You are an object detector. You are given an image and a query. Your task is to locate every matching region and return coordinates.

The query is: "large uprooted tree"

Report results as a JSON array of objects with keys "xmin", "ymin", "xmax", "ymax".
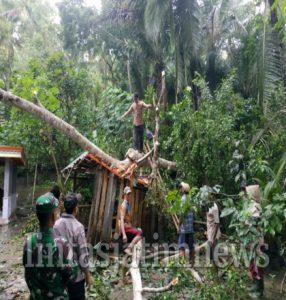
[{"xmin": 0, "ymin": 89, "xmax": 176, "ymax": 173}]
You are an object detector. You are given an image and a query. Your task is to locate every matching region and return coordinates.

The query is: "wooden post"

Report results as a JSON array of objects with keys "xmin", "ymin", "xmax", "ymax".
[
  {"xmin": 115, "ymin": 179, "xmax": 124, "ymax": 234},
  {"xmin": 89, "ymin": 169, "xmax": 103, "ymax": 244},
  {"xmin": 32, "ymin": 162, "xmax": 38, "ymax": 205},
  {"xmin": 73, "ymin": 171, "xmax": 77, "ymax": 192},
  {"xmin": 133, "ymin": 189, "xmax": 140, "ymax": 227},
  {"xmin": 87, "ymin": 168, "xmax": 99, "ymax": 242},
  {"xmin": 101, "ymin": 174, "xmax": 117, "ymax": 241},
  {"xmin": 130, "ymin": 187, "xmax": 135, "ymax": 223},
  {"xmin": 137, "ymin": 192, "xmax": 144, "ymax": 228},
  {"xmin": 150, "ymin": 205, "xmax": 156, "ymax": 240},
  {"xmin": 95, "ymin": 170, "xmax": 109, "ymax": 242}
]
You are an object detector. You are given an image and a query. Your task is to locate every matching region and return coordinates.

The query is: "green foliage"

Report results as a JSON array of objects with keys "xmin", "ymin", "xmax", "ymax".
[
  {"xmin": 221, "ymin": 153, "xmax": 286, "ymax": 241},
  {"xmin": 162, "ymin": 74, "xmax": 260, "ymax": 188},
  {"xmin": 88, "ymin": 261, "xmax": 114, "ymax": 299},
  {"xmin": 273, "ymin": 0, "xmax": 286, "ymax": 43},
  {"xmin": 221, "ymin": 195, "xmax": 263, "ymax": 245},
  {"xmin": 0, "ymin": 52, "xmax": 98, "ymax": 173},
  {"xmin": 165, "ymin": 189, "xmax": 198, "ymax": 216},
  {"xmin": 21, "ymin": 213, "xmax": 38, "ymax": 235},
  {"xmin": 93, "ymin": 87, "xmax": 133, "ymax": 158},
  {"xmin": 150, "ymin": 263, "xmax": 249, "ymax": 300}
]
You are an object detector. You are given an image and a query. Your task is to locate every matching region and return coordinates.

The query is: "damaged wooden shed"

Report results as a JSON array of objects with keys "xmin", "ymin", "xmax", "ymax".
[{"xmin": 61, "ymin": 152, "xmax": 157, "ymax": 244}]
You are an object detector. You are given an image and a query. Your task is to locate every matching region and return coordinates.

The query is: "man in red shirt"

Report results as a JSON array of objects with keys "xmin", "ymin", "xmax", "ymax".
[{"xmin": 121, "ymin": 92, "xmax": 152, "ymax": 152}]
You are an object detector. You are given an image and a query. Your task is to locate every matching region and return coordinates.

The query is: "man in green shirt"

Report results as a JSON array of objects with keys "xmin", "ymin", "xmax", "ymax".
[{"xmin": 23, "ymin": 193, "xmax": 78, "ymax": 299}]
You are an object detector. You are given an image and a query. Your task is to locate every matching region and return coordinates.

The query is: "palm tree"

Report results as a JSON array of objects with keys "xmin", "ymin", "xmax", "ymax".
[{"xmin": 144, "ymin": 0, "xmax": 200, "ymax": 104}]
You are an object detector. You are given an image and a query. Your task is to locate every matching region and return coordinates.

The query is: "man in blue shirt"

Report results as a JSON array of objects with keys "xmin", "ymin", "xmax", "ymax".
[{"xmin": 178, "ymin": 182, "xmax": 195, "ymax": 266}]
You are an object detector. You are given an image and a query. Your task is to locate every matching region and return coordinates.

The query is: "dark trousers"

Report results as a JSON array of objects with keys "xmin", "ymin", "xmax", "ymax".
[
  {"xmin": 68, "ymin": 279, "xmax": 85, "ymax": 300},
  {"xmin": 133, "ymin": 124, "xmax": 144, "ymax": 152}
]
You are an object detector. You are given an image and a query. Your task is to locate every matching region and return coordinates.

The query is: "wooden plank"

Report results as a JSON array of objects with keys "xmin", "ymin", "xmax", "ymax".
[
  {"xmin": 73, "ymin": 171, "xmax": 77, "ymax": 192},
  {"xmin": 115, "ymin": 179, "xmax": 124, "ymax": 233},
  {"xmin": 137, "ymin": 191, "xmax": 144, "ymax": 228},
  {"xmin": 130, "ymin": 186, "xmax": 135, "ymax": 224},
  {"xmin": 101, "ymin": 173, "xmax": 115, "ymax": 241},
  {"xmin": 87, "ymin": 168, "xmax": 99, "ymax": 242},
  {"xmin": 142, "ymin": 202, "xmax": 150, "ymax": 241},
  {"xmin": 95, "ymin": 169, "xmax": 109, "ymax": 242},
  {"xmin": 102, "ymin": 176, "xmax": 117, "ymax": 242},
  {"xmin": 89, "ymin": 169, "xmax": 103, "ymax": 244},
  {"xmin": 133, "ymin": 189, "xmax": 140, "ymax": 227},
  {"xmin": 150, "ymin": 205, "xmax": 156, "ymax": 241}
]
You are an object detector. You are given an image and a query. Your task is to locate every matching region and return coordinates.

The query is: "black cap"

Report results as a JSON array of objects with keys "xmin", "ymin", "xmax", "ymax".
[{"xmin": 64, "ymin": 193, "xmax": 79, "ymax": 212}]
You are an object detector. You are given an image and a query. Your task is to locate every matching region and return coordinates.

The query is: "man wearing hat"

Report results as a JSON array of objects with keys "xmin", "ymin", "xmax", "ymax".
[
  {"xmin": 178, "ymin": 182, "xmax": 195, "ymax": 266},
  {"xmin": 245, "ymin": 185, "xmax": 264, "ymax": 298},
  {"xmin": 120, "ymin": 186, "xmax": 142, "ymax": 255},
  {"xmin": 23, "ymin": 193, "xmax": 78, "ymax": 299},
  {"xmin": 54, "ymin": 193, "xmax": 91, "ymax": 300}
]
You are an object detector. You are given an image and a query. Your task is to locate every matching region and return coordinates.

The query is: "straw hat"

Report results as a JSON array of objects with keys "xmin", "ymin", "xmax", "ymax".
[{"xmin": 246, "ymin": 185, "xmax": 260, "ymax": 203}]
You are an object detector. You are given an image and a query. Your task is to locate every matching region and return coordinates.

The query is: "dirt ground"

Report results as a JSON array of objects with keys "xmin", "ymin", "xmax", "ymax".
[
  {"xmin": 0, "ymin": 220, "xmax": 29, "ymax": 300},
  {"xmin": 1, "ymin": 218, "xmax": 286, "ymax": 300}
]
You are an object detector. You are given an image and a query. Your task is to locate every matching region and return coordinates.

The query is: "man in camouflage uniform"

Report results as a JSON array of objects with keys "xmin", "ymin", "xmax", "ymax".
[{"xmin": 23, "ymin": 193, "xmax": 78, "ymax": 299}]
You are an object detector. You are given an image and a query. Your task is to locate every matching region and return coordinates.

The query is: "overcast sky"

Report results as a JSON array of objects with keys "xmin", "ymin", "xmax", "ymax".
[
  {"xmin": 83, "ymin": 0, "xmax": 101, "ymax": 11},
  {"xmin": 51, "ymin": 0, "xmax": 102, "ymax": 12}
]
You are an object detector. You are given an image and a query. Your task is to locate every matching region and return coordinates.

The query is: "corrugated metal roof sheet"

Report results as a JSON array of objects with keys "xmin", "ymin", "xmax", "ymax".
[
  {"xmin": 61, "ymin": 152, "xmax": 150, "ymax": 187},
  {"xmin": 0, "ymin": 146, "xmax": 25, "ymax": 165}
]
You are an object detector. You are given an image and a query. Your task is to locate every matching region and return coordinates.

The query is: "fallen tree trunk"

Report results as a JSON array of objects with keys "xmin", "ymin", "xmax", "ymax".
[
  {"xmin": 0, "ymin": 89, "xmax": 176, "ymax": 170},
  {"xmin": 130, "ymin": 240, "xmax": 179, "ymax": 300}
]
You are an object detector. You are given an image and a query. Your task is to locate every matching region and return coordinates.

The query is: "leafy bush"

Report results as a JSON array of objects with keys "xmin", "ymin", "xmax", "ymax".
[
  {"xmin": 93, "ymin": 87, "xmax": 133, "ymax": 159},
  {"xmin": 162, "ymin": 74, "xmax": 260, "ymax": 190},
  {"xmin": 21, "ymin": 213, "xmax": 38, "ymax": 235},
  {"xmin": 150, "ymin": 263, "xmax": 249, "ymax": 300}
]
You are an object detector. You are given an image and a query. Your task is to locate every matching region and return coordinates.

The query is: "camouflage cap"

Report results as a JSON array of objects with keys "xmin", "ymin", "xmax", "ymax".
[{"xmin": 36, "ymin": 192, "xmax": 59, "ymax": 214}]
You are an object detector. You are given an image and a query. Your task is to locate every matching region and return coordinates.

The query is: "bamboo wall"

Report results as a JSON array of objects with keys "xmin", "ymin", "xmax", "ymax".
[{"xmin": 86, "ymin": 166, "xmax": 155, "ymax": 245}]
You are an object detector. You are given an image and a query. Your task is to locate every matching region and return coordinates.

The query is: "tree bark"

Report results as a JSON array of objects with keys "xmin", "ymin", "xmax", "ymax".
[
  {"xmin": 0, "ymin": 89, "xmax": 176, "ymax": 170},
  {"xmin": 130, "ymin": 240, "xmax": 179, "ymax": 299},
  {"xmin": 151, "ymin": 71, "xmax": 166, "ymax": 178}
]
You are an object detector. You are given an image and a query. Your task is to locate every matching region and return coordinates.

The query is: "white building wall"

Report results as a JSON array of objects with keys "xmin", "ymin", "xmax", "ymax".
[{"xmin": 1, "ymin": 159, "xmax": 17, "ymax": 224}]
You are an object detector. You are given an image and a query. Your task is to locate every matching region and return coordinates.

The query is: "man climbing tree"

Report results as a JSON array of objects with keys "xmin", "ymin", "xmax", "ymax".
[
  {"xmin": 121, "ymin": 92, "xmax": 152, "ymax": 153},
  {"xmin": 120, "ymin": 186, "xmax": 142, "ymax": 255}
]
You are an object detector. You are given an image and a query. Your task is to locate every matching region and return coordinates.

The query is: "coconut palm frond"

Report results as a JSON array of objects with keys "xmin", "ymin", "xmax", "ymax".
[
  {"xmin": 208, "ymin": 5, "xmax": 221, "ymax": 48},
  {"xmin": 262, "ymin": 29, "xmax": 284, "ymax": 115},
  {"xmin": 174, "ymin": 0, "xmax": 201, "ymax": 92},
  {"xmin": 144, "ymin": 0, "xmax": 170, "ymax": 42},
  {"xmin": 263, "ymin": 153, "xmax": 286, "ymax": 201}
]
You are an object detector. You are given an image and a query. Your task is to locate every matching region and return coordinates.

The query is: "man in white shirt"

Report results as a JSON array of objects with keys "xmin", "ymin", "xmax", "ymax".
[
  {"xmin": 206, "ymin": 201, "xmax": 221, "ymax": 266},
  {"xmin": 54, "ymin": 193, "xmax": 91, "ymax": 300}
]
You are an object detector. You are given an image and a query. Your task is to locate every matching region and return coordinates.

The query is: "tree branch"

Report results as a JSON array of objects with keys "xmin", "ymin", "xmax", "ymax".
[{"xmin": 142, "ymin": 278, "xmax": 178, "ymax": 293}]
